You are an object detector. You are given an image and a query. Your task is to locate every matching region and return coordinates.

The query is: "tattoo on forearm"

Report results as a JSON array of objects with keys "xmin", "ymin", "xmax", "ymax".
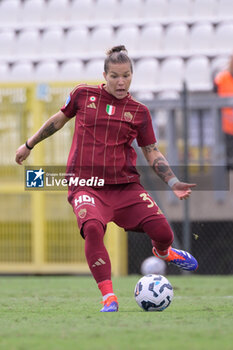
[
  {"xmin": 152, "ymin": 157, "xmax": 174, "ymax": 183},
  {"xmin": 39, "ymin": 122, "xmax": 57, "ymax": 141},
  {"xmin": 144, "ymin": 144, "xmax": 159, "ymax": 153}
]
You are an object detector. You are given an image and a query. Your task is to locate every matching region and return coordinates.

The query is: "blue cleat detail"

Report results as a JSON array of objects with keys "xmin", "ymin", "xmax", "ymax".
[
  {"xmin": 100, "ymin": 295, "xmax": 119, "ymax": 312},
  {"xmin": 153, "ymin": 247, "xmax": 198, "ymax": 271}
]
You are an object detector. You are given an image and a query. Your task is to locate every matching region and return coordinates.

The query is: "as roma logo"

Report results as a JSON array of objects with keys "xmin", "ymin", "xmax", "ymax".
[
  {"xmin": 124, "ymin": 112, "xmax": 133, "ymax": 122},
  {"xmin": 78, "ymin": 208, "xmax": 87, "ymax": 219}
]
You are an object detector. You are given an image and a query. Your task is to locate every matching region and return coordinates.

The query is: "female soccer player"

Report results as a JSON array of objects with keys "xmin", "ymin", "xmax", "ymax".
[{"xmin": 16, "ymin": 46, "xmax": 198, "ymax": 312}]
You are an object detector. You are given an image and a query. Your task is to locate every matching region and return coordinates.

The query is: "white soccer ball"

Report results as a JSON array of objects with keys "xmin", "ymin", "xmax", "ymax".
[
  {"xmin": 140, "ymin": 256, "xmax": 166, "ymax": 276},
  {"xmin": 134, "ymin": 274, "xmax": 173, "ymax": 311}
]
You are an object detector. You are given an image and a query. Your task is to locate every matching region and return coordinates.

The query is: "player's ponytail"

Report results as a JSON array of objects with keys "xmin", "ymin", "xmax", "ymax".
[
  {"xmin": 106, "ymin": 45, "xmax": 128, "ymax": 55},
  {"xmin": 104, "ymin": 45, "xmax": 133, "ymax": 73}
]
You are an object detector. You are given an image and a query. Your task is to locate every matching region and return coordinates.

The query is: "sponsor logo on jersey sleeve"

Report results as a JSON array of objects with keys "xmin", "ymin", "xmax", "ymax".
[{"xmin": 65, "ymin": 95, "xmax": 71, "ymax": 107}]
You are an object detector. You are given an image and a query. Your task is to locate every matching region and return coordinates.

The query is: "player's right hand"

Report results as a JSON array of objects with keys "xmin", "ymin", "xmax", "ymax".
[{"xmin": 15, "ymin": 144, "xmax": 31, "ymax": 165}]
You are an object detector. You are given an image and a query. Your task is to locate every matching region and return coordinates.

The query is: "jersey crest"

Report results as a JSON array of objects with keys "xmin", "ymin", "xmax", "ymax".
[
  {"xmin": 124, "ymin": 111, "xmax": 133, "ymax": 122},
  {"xmin": 106, "ymin": 104, "xmax": 116, "ymax": 116}
]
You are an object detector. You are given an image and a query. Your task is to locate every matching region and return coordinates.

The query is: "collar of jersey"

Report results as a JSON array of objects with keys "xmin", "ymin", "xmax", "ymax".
[{"xmin": 100, "ymin": 84, "xmax": 130, "ymax": 103}]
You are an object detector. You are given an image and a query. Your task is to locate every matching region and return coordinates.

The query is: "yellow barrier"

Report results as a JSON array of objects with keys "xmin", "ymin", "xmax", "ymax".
[{"xmin": 0, "ymin": 82, "xmax": 127, "ymax": 275}]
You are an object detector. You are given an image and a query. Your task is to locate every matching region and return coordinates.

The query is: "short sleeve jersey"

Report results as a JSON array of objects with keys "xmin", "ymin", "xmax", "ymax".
[{"xmin": 61, "ymin": 84, "xmax": 156, "ymax": 184}]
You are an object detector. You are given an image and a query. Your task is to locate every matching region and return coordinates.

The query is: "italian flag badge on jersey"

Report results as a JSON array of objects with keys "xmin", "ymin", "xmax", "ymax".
[{"xmin": 106, "ymin": 104, "xmax": 116, "ymax": 115}]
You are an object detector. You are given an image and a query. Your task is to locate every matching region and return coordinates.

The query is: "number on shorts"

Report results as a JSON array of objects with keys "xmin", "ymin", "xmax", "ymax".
[
  {"xmin": 139, "ymin": 193, "xmax": 163, "ymax": 215},
  {"xmin": 139, "ymin": 193, "xmax": 155, "ymax": 208}
]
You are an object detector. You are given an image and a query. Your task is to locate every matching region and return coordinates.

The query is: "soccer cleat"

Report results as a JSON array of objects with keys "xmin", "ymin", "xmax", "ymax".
[
  {"xmin": 100, "ymin": 295, "xmax": 119, "ymax": 312},
  {"xmin": 152, "ymin": 247, "xmax": 198, "ymax": 271}
]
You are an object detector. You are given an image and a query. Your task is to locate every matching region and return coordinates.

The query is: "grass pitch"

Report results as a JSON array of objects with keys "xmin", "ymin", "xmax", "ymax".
[{"xmin": 0, "ymin": 275, "xmax": 232, "ymax": 350}]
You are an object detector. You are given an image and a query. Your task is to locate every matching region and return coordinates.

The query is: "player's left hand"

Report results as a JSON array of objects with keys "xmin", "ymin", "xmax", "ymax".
[{"xmin": 172, "ymin": 181, "xmax": 196, "ymax": 200}]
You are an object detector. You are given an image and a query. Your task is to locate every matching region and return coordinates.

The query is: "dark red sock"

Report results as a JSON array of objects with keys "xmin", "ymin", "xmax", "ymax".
[
  {"xmin": 142, "ymin": 219, "xmax": 174, "ymax": 252},
  {"xmin": 83, "ymin": 219, "xmax": 111, "ymax": 284}
]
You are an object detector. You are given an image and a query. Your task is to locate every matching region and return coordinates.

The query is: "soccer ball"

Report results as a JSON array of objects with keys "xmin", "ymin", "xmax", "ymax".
[
  {"xmin": 140, "ymin": 256, "xmax": 166, "ymax": 276},
  {"xmin": 134, "ymin": 274, "xmax": 173, "ymax": 311}
]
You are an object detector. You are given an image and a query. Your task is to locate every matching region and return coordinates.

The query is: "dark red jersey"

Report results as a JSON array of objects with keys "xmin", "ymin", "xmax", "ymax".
[{"xmin": 61, "ymin": 84, "xmax": 156, "ymax": 185}]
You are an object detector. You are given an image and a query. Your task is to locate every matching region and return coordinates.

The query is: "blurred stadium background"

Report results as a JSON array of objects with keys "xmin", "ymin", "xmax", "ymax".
[{"xmin": 0, "ymin": 0, "xmax": 233, "ymax": 276}]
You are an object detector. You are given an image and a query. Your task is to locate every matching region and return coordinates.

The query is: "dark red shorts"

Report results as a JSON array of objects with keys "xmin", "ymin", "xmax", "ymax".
[{"xmin": 69, "ymin": 182, "xmax": 166, "ymax": 235}]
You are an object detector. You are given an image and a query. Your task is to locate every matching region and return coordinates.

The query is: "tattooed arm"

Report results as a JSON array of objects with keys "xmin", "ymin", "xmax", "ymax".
[
  {"xmin": 141, "ymin": 143, "xmax": 176, "ymax": 184},
  {"xmin": 27, "ymin": 111, "xmax": 69, "ymax": 148},
  {"xmin": 15, "ymin": 111, "xmax": 70, "ymax": 165},
  {"xmin": 141, "ymin": 143, "xmax": 196, "ymax": 200}
]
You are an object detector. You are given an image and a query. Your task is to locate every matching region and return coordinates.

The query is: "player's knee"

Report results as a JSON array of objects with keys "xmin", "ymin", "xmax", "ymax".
[{"xmin": 83, "ymin": 219, "xmax": 104, "ymax": 241}]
